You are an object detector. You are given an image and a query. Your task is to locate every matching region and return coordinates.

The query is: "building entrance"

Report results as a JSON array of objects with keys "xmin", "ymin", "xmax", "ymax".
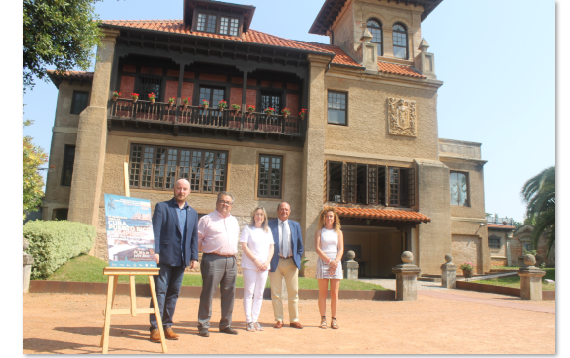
[{"xmin": 342, "ymin": 226, "xmax": 404, "ymax": 278}]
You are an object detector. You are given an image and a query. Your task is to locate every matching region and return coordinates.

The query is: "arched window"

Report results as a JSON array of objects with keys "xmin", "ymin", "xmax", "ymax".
[
  {"xmin": 392, "ymin": 23, "xmax": 408, "ymax": 59},
  {"xmin": 367, "ymin": 19, "xmax": 383, "ymax": 56}
]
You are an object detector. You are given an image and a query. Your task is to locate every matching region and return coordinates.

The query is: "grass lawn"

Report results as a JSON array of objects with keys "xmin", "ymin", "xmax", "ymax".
[
  {"xmin": 471, "ymin": 268, "xmax": 555, "ymax": 291},
  {"xmin": 41, "ymin": 254, "xmax": 387, "ymax": 291}
]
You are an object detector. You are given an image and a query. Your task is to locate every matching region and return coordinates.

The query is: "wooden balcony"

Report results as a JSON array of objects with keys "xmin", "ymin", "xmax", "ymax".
[{"xmin": 107, "ymin": 98, "xmax": 305, "ymax": 142}]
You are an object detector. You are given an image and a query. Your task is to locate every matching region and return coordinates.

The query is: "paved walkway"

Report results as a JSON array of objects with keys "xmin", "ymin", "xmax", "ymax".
[
  {"xmin": 23, "ymin": 292, "xmax": 555, "ymax": 354},
  {"xmin": 358, "ymin": 278, "xmax": 555, "ymax": 314}
]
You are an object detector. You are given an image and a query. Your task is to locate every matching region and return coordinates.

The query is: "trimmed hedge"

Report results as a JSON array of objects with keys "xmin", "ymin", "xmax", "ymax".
[{"xmin": 24, "ymin": 220, "xmax": 96, "ymax": 279}]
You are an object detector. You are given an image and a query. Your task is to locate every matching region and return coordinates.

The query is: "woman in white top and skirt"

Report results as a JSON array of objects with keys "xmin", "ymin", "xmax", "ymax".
[
  {"xmin": 240, "ymin": 207, "xmax": 274, "ymax": 332},
  {"xmin": 315, "ymin": 207, "xmax": 344, "ymax": 329}
]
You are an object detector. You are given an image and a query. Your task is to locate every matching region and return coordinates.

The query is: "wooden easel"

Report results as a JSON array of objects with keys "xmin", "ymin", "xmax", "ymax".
[{"xmin": 99, "ymin": 267, "xmax": 167, "ymax": 354}]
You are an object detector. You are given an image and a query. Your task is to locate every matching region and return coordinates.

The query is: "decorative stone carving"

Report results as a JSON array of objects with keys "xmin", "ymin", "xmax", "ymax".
[{"xmin": 388, "ymin": 97, "xmax": 417, "ymax": 137}]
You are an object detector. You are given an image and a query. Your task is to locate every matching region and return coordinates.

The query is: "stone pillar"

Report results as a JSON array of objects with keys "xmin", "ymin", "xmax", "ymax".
[
  {"xmin": 441, "ymin": 254, "xmax": 457, "ymax": 289},
  {"xmin": 23, "ymin": 238, "xmax": 34, "ymax": 294},
  {"xmin": 67, "ymin": 28, "xmax": 121, "ymax": 226},
  {"xmin": 342, "ymin": 250, "xmax": 359, "ymax": 280},
  {"xmin": 300, "ymin": 54, "xmax": 330, "ymax": 278},
  {"xmin": 392, "ymin": 251, "xmax": 422, "ymax": 301},
  {"xmin": 518, "ymin": 254, "xmax": 546, "ymax": 301}
]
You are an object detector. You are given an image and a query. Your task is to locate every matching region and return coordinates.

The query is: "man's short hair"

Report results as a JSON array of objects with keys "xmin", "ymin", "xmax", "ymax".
[
  {"xmin": 217, "ymin": 191, "xmax": 235, "ymax": 203},
  {"xmin": 277, "ymin": 202, "xmax": 290, "ymax": 211}
]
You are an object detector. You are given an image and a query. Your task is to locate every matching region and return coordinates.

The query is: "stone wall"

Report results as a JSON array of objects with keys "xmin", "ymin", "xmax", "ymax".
[{"xmin": 451, "ymin": 234, "xmax": 482, "ymax": 274}]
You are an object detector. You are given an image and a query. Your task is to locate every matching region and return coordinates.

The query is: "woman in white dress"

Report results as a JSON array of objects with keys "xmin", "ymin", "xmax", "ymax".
[
  {"xmin": 315, "ymin": 207, "xmax": 344, "ymax": 329},
  {"xmin": 241, "ymin": 207, "xmax": 274, "ymax": 332}
]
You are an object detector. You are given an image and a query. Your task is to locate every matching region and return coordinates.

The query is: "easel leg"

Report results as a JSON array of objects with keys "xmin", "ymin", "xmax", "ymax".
[
  {"xmin": 129, "ymin": 276, "xmax": 137, "ymax": 316},
  {"xmin": 100, "ymin": 275, "xmax": 119, "ymax": 347},
  {"xmin": 149, "ymin": 275, "xmax": 168, "ymax": 353},
  {"xmin": 101, "ymin": 275, "xmax": 115, "ymax": 354}
]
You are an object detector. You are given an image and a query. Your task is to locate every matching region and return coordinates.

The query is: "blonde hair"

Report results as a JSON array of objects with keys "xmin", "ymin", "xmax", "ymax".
[
  {"xmin": 249, "ymin": 207, "xmax": 270, "ymax": 233},
  {"xmin": 318, "ymin": 207, "xmax": 341, "ymax": 234}
]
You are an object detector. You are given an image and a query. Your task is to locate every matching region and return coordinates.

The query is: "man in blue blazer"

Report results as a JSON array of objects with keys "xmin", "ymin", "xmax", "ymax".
[
  {"xmin": 149, "ymin": 179, "xmax": 199, "ymax": 342},
  {"xmin": 268, "ymin": 202, "xmax": 304, "ymax": 329}
]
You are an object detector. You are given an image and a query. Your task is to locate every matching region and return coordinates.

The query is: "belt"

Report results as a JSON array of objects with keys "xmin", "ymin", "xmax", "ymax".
[{"xmin": 205, "ymin": 252, "xmax": 236, "ymax": 258}]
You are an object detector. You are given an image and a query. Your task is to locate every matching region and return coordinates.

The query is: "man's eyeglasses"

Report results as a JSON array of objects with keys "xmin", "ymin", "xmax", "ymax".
[{"xmin": 218, "ymin": 200, "xmax": 233, "ymax": 206}]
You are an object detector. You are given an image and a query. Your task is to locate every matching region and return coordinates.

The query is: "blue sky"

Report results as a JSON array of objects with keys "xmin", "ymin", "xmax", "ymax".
[{"xmin": 22, "ymin": 0, "xmax": 555, "ymax": 222}]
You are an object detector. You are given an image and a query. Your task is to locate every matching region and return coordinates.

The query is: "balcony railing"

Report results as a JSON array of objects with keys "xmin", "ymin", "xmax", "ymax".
[
  {"xmin": 487, "ymin": 217, "xmax": 514, "ymax": 226},
  {"xmin": 109, "ymin": 99, "xmax": 304, "ymax": 135}
]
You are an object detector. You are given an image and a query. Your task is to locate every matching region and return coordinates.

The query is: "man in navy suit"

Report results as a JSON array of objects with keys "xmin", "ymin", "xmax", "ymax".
[
  {"xmin": 268, "ymin": 202, "xmax": 304, "ymax": 329},
  {"xmin": 149, "ymin": 179, "xmax": 199, "ymax": 342}
]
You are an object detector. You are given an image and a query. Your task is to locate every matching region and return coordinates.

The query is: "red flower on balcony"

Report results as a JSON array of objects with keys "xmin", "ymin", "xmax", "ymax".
[
  {"xmin": 264, "ymin": 107, "xmax": 275, "ymax": 115},
  {"xmin": 246, "ymin": 105, "xmax": 255, "ymax": 112},
  {"xmin": 148, "ymin": 93, "xmax": 156, "ymax": 101},
  {"xmin": 218, "ymin": 100, "xmax": 228, "ymax": 109},
  {"xmin": 299, "ymin": 108, "xmax": 307, "ymax": 118},
  {"xmin": 130, "ymin": 93, "xmax": 139, "ymax": 100}
]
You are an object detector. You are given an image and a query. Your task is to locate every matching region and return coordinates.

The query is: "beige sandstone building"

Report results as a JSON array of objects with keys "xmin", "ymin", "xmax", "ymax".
[{"xmin": 43, "ymin": 0, "xmax": 493, "ymax": 277}]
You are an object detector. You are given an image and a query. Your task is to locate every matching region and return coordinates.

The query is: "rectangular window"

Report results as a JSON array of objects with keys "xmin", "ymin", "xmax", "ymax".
[
  {"xmin": 206, "ymin": 14, "xmax": 217, "ymax": 33},
  {"xmin": 229, "ymin": 18, "xmax": 239, "ymax": 36},
  {"xmin": 389, "ymin": 168, "xmax": 400, "ymax": 206},
  {"xmin": 325, "ymin": 161, "xmax": 415, "ymax": 208},
  {"xmin": 450, "ymin": 171, "xmax": 470, "ymax": 206},
  {"xmin": 328, "ymin": 91, "xmax": 347, "ymax": 125},
  {"xmin": 136, "ymin": 76, "xmax": 162, "ymax": 102},
  {"xmin": 199, "ymin": 86, "xmax": 225, "ymax": 108},
  {"xmin": 260, "ymin": 90, "xmax": 282, "ymax": 114},
  {"xmin": 489, "ymin": 236, "xmax": 501, "ymax": 249},
  {"xmin": 197, "ymin": 13, "xmax": 207, "ymax": 31},
  {"xmin": 129, "ymin": 144, "xmax": 227, "ymax": 193},
  {"xmin": 258, "ymin": 155, "xmax": 283, "ymax": 199},
  {"xmin": 61, "ymin": 145, "xmax": 75, "ymax": 186},
  {"xmin": 220, "ymin": 17, "xmax": 239, "ymax": 36},
  {"xmin": 70, "ymin": 91, "xmax": 88, "ymax": 114}
]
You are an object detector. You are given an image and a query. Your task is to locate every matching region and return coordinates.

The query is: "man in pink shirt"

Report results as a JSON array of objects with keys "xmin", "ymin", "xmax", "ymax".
[{"xmin": 197, "ymin": 191, "xmax": 240, "ymax": 337}]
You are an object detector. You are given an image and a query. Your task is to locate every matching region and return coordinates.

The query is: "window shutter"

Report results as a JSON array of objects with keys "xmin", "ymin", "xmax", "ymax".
[
  {"xmin": 325, "ymin": 160, "xmax": 330, "ymax": 203},
  {"xmin": 408, "ymin": 167, "xmax": 416, "ymax": 207},
  {"xmin": 347, "ymin": 162, "xmax": 357, "ymax": 203},
  {"xmin": 380, "ymin": 165, "xmax": 388, "ymax": 206},
  {"xmin": 341, "ymin": 162, "xmax": 348, "ymax": 203},
  {"xmin": 367, "ymin": 164, "xmax": 378, "ymax": 205}
]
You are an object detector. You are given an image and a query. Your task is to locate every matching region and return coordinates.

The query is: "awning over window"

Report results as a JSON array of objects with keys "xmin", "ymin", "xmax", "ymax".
[{"xmin": 330, "ymin": 207, "xmax": 430, "ymax": 224}]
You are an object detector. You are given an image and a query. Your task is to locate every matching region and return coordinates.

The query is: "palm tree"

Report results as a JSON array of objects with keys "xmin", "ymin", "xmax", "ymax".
[{"xmin": 520, "ymin": 166, "xmax": 555, "ymax": 257}]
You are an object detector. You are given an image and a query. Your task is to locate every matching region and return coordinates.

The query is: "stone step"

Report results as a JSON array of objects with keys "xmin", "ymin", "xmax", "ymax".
[{"xmin": 418, "ymin": 277, "xmax": 441, "ymax": 282}]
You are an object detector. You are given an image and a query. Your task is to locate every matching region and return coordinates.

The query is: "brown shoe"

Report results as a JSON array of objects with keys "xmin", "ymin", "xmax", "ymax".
[
  {"xmin": 274, "ymin": 321, "xmax": 284, "ymax": 329},
  {"xmin": 289, "ymin": 322, "xmax": 304, "ymax": 329},
  {"xmin": 164, "ymin": 327, "xmax": 179, "ymax": 340},
  {"xmin": 150, "ymin": 329, "xmax": 161, "ymax": 343}
]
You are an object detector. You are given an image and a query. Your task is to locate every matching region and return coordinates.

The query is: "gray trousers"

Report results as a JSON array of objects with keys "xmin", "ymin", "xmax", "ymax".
[{"xmin": 198, "ymin": 253, "xmax": 237, "ymax": 329}]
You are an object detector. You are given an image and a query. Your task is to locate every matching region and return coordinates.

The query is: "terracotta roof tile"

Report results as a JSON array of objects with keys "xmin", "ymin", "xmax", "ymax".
[
  {"xmin": 306, "ymin": 42, "xmax": 361, "ymax": 67},
  {"xmin": 378, "ymin": 61, "xmax": 426, "ymax": 79},
  {"xmin": 329, "ymin": 207, "xmax": 430, "ymax": 223},
  {"xmin": 487, "ymin": 224, "xmax": 516, "ymax": 229},
  {"xmin": 100, "ymin": 21, "xmax": 427, "ymax": 79},
  {"xmin": 101, "ymin": 20, "xmax": 335, "ymax": 53},
  {"xmin": 46, "ymin": 70, "xmax": 94, "ymax": 79}
]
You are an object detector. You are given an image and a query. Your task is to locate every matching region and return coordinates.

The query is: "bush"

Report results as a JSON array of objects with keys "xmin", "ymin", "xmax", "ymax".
[{"xmin": 24, "ymin": 220, "xmax": 96, "ymax": 279}]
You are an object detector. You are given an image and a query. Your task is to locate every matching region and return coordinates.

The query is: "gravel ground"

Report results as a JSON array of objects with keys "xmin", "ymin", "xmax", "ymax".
[{"xmin": 23, "ymin": 290, "xmax": 555, "ymax": 355}]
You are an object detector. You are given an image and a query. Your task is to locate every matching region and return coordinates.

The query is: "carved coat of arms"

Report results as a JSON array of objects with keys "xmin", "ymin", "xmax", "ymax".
[{"xmin": 388, "ymin": 98, "xmax": 417, "ymax": 137}]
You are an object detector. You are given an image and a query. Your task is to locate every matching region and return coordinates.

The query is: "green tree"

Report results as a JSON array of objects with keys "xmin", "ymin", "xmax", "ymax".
[
  {"xmin": 23, "ymin": 120, "xmax": 48, "ymax": 220},
  {"xmin": 520, "ymin": 166, "xmax": 555, "ymax": 256},
  {"xmin": 23, "ymin": 0, "xmax": 102, "ymax": 91}
]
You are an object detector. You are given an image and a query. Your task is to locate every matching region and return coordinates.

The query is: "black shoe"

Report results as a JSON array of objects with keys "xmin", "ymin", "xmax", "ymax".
[
  {"xmin": 198, "ymin": 328, "xmax": 209, "ymax": 337},
  {"xmin": 220, "ymin": 326, "xmax": 238, "ymax": 335}
]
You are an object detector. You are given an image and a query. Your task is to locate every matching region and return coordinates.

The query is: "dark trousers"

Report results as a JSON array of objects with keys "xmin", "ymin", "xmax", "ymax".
[
  {"xmin": 149, "ymin": 264, "xmax": 185, "ymax": 331},
  {"xmin": 197, "ymin": 253, "xmax": 237, "ymax": 329}
]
